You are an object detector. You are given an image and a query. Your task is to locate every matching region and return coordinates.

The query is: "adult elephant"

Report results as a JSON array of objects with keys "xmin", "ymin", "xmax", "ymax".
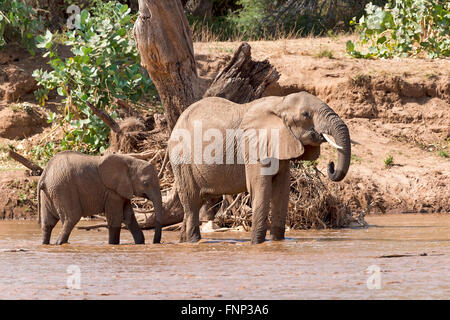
[{"xmin": 168, "ymin": 92, "xmax": 351, "ymax": 244}]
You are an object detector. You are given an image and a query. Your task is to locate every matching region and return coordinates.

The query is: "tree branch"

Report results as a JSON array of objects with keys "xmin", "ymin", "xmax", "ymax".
[
  {"xmin": 86, "ymin": 101, "xmax": 122, "ymax": 134},
  {"xmin": 8, "ymin": 150, "xmax": 43, "ymax": 176}
]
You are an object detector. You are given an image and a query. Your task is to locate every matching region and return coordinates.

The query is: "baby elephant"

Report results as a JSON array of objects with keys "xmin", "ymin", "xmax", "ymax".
[{"xmin": 37, "ymin": 151, "xmax": 163, "ymax": 245}]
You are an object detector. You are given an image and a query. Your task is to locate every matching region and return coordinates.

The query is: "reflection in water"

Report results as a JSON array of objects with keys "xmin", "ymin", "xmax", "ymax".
[{"xmin": 0, "ymin": 214, "xmax": 449, "ymax": 299}]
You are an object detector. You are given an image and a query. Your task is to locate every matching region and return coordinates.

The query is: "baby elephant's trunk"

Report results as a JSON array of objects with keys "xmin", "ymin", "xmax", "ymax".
[
  {"xmin": 124, "ymin": 200, "xmax": 145, "ymax": 244},
  {"xmin": 151, "ymin": 190, "xmax": 163, "ymax": 244}
]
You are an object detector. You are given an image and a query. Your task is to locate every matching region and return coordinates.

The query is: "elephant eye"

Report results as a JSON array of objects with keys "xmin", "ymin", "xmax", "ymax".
[{"xmin": 302, "ymin": 111, "xmax": 311, "ymax": 119}]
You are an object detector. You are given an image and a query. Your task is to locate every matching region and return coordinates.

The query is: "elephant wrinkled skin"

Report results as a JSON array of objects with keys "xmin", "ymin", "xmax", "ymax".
[
  {"xmin": 169, "ymin": 92, "xmax": 351, "ymax": 244},
  {"xmin": 38, "ymin": 151, "xmax": 163, "ymax": 245}
]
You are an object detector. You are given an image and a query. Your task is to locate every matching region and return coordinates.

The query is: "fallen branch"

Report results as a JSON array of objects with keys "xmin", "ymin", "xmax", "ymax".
[
  {"xmin": 86, "ymin": 101, "xmax": 121, "ymax": 134},
  {"xmin": 158, "ymin": 150, "xmax": 169, "ymax": 178},
  {"xmin": 162, "ymin": 222, "xmax": 183, "ymax": 231},
  {"xmin": 223, "ymin": 193, "xmax": 242, "ymax": 214},
  {"xmin": 8, "ymin": 150, "xmax": 43, "ymax": 176},
  {"xmin": 125, "ymin": 150, "xmax": 158, "ymax": 160},
  {"xmin": 77, "ymin": 223, "xmax": 108, "ymax": 230}
]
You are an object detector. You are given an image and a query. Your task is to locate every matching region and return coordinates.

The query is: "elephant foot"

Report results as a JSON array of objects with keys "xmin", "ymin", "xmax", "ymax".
[
  {"xmin": 187, "ymin": 225, "xmax": 201, "ymax": 243},
  {"xmin": 270, "ymin": 226, "xmax": 285, "ymax": 241},
  {"xmin": 153, "ymin": 230, "xmax": 161, "ymax": 244},
  {"xmin": 186, "ymin": 236, "xmax": 201, "ymax": 243},
  {"xmin": 42, "ymin": 234, "xmax": 51, "ymax": 245},
  {"xmin": 179, "ymin": 224, "xmax": 187, "ymax": 242},
  {"xmin": 250, "ymin": 233, "xmax": 267, "ymax": 244},
  {"xmin": 131, "ymin": 230, "xmax": 145, "ymax": 244},
  {"xmin": 55, "ymin": 239, "xmax": 68, "ymax": 245},
  {"xmin": 134, "ymin": 234, "xmax": 145, "ymax": 245},
  {"xmin": 108, "ymin": 226, "xmax": 121, "ymax": 245},
  {"xmin": 55, "ymin": 233, "xmax": 70, "ymax": 245},
  {"xmin": 179, "ymin": 223, "xmax": 201, "ymax": 243}
]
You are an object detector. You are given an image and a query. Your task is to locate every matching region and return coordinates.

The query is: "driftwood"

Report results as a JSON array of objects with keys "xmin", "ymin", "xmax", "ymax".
[
  {"xmin": 8, "ymin": 150, "xmax": 43, "ymax": 176},
  {"xmin": 158, "ymin": 150, "xmax": 169, "ymax": 179},
  {"xmin": 77, "ymin": 224, "xmax": 108, "ymax": 231},
  {"xmin": 204, "ymin": 42, "xmax": 280, "ymax": 103}
]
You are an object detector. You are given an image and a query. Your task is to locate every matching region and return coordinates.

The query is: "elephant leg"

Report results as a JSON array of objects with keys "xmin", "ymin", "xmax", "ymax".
[
  {"xmin": 178, "ymin": 191, "xmax": 202, "ymax": 243},
  {"xmin": 53, "ymin": 190, "xmax": 82, "ymax": 245},
  {"xmin": 270, "ymin": 160, "xmax": 290, "ymax": 241},
  {"xmin": 55, "ymin": 219, "xmax": 78, "ymax": 245},
  {"xmin": 123, "ymin": 200, "xmax": 145, "ymax": 244},
  {"xmin": 40, "ymin": 192, "xmax": 59, "ymax": 245},
  {"xmin": 246, "ymin": 164, "xmax": 272, "ymax": 244},
  {"xmin": 108, "ymin": 226, "xmax": 121, "ymax": 245},
  {"xmin": 42, "ymin": 214, "xmax": 59, "ymax": 245},
  {"xmin": 105, "ymin": 195, "xmax": 125, "ymax": 245}
]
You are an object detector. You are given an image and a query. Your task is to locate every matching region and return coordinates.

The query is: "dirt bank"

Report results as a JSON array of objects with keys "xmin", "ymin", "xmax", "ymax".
[
  {"xmin": 0, "ymin": 36, "xmax": 449, "ymax": 220},
  {"xmin": 0, "ymin": 171, "xmax": 38, "ymax": 220}
]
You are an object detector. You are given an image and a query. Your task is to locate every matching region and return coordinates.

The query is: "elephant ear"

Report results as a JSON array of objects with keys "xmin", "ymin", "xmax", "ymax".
[
  {"xmin": 99, "ymin": 154, "xmax": 134, "ymax": 199},
  {"xmin": 240, "ymin": 107, "xmax": 304, "ymax": 162}
]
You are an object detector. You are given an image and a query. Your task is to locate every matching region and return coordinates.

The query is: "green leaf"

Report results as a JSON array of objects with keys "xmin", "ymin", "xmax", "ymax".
[{"xmin": 346, "ymin": 40, "xmax": 355, "ymax": 53}]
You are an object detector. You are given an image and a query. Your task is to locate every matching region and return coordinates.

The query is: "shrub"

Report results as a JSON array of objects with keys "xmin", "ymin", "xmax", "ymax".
[
  {"xmin": 346, "ymin": 0, "xmax": 450, "ymax": 59},
  {"xmin": 33, "ymin": 1, "xmax": 155, "ymax": 156},
  {"xmin": 197, "ymin": 0, "xmax": 387, "ymax": 40},
  {"xmin": 384, "ymin": 154, "xmax": 394, "ymax": 167},
  {"xmin": 0, "ymin": 0, "xmax": 43, "ymax": 54},
  {"xmin": 228, "ymin": 0, "xmax": 319, "ymax": 39}
]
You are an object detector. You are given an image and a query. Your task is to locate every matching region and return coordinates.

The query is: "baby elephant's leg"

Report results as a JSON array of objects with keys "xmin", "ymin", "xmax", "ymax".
[
  {"xmin": 54, "ymin": 195, "xmax": 83, "ymax": 245},
  {"xmin": 105, "ymin": 197, "xmax": 125, "ymax": 245},
  {"xmin": 40, "ymin": 192, "xmax": 59, "ymax": 245},
  {"xmin": 55, "ymin": 218, "xmax": 79, "ymax": 245}
]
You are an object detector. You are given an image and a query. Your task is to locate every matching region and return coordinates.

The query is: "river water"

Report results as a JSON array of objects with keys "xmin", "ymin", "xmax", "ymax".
[{"xmin": 0, "ymin": 214, "xmax": 449, "ymax": 299}]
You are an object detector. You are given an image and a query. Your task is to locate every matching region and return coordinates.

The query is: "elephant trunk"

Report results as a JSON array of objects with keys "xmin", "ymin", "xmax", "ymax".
[
  {"xmin": 124, "ymin": 200, "xmax": 145, "ymax": 244},
  {"xmin": 150, "ymin": 191, "xmax": 163, "ymax": 244},
  {"xmin": 315, "ymin": 105, "xmax": 351, "ymax": 182}
]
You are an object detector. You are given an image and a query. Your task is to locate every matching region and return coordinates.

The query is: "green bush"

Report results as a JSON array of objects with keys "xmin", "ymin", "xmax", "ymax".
[
  {"xmin": 0, "ymin": 0, "xmax": 43, "ymax": 54},
  {"xmin": 33, "ymin": 1, "xmax": 155, "ymax": 157},
  {"xmin": 228, "ymin": 0, "xmax": 319, "ymax": 39},
  {"xmin": 346, "ymin": 0, "xmax": 450, "ymax": 58},
  {"xmin": 192, "ymin": 0, "xmax": 387, "ymax": 40}
]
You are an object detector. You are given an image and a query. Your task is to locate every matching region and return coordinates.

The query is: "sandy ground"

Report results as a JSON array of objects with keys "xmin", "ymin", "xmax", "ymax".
[{"xmin": 0, "ymin": 36, "xmax": 449, "ymax": 219}]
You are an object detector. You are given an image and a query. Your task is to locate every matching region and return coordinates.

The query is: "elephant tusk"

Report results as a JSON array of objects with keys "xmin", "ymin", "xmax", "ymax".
[
  {"xmin": 322, "ymin": 133, "xmax": 343, "ymax": 150},
  {"xmin": 351, "ymin": 139, "xmax": 361, "ymax": 145}
]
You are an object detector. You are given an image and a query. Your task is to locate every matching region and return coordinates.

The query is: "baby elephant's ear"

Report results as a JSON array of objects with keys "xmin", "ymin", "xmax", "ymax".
[{"xmin": 99, "ymin": 154, "xmax": 134, "ymax": 199}]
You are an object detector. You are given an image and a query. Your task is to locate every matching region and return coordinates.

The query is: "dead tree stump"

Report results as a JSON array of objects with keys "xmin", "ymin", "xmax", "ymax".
[{"xmin": 204, "ymin": 43, "xmax": 280, "ymax": 103}]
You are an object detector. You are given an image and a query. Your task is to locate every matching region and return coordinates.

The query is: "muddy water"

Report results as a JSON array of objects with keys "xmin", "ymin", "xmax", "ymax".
[{"xmin": 0, "ymin": 214, "xmax": 449, "ymax": 299}]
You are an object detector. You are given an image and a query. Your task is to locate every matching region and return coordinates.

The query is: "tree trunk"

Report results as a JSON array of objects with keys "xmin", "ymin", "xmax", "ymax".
[{"xmin": 133, "ymin": 0, "xmax": 202, "ymax": 130}]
